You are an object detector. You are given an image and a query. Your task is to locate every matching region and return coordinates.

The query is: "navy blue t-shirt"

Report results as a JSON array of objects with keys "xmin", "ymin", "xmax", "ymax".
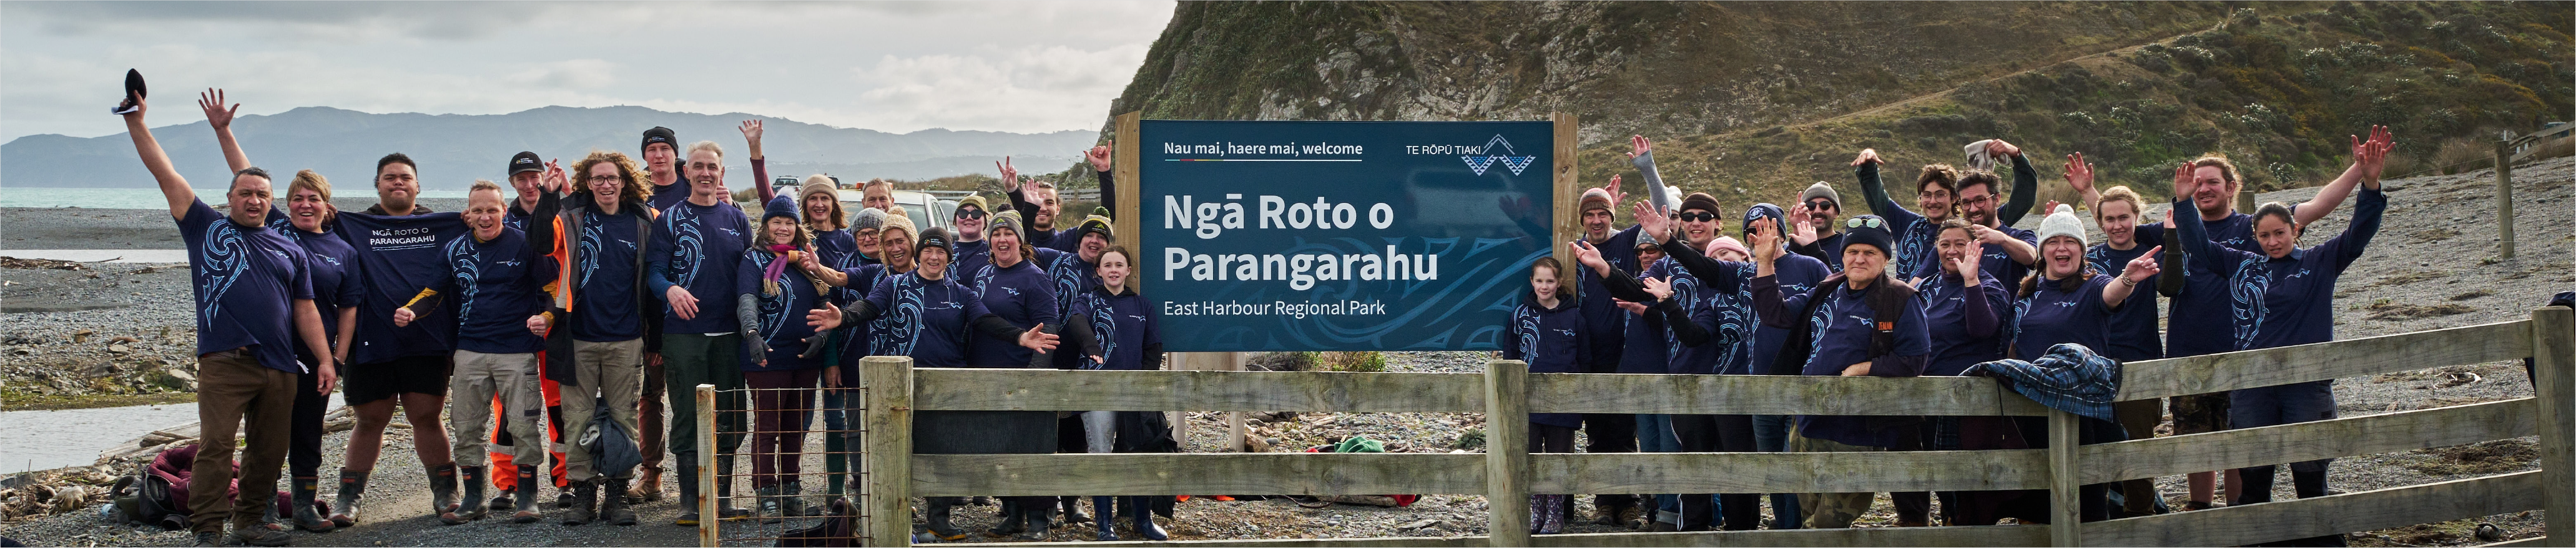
[
  {"xmin": 2166, "ymin": 210, "xmax": 2268, "ymax": 358},
  {"xmin": 183, "ymin": 200, "xmax": 316, "ymax": 374},
  {"xmin": 967, "ymin": 257, "xmax": 1059, "ymax": 368},
  {"xmin": 335, "ymin": 210, "xmax": 470, "ymax": 365},
  {"xmin": 1575, "ymin": 225, "xmax": 1642, "ymax": 371},
  {"xmin": 1753, "ymin": 251, "xmax": 1831, "ymax": 374},
  {"xmin": 2012, "ymin": 273, "xmax": 2116, "ymax": 361},
  {"xmin": 1920, "ymin": 271, "xmax": 2009, "ymax": 376},
  {"xmin": 1503, "ymin": 293, "xmax": 1586, "ymax": 428},
  {"xmin": 267, "ymin": 213, "xmax": 365, "ymax": 370},
  {"xmin": 865, "ymin": 272, "xmax": 993, "ymax": 368},
  {"xmin": 573, "ymin": 208, "xmax": 649, "ymax": 342},
  {"xmin": 1982, "ymin": 225, "xmax": 2038, "ymax": 291},
  {"xmin": 647, "ymin": 181, "xmax": 692, "ymax": 212},
  {"xmin": 2175, "ymin": 188, "xmax": 2384, "ymax": 351},
  {"xmin": 1071, "ymin": 286, "xmax": 1160, "ymax": 371},
  {"xmin": 649, "ymin": 200, "xmax": 752, "ymax": 334},
  {"xmin": 2087, "ymin": 232, "xmax": 2164, "ymax": 362},
  {"xmin": 438, "ymin": 228, "xmax": 550, "ymax": 355},
  {"xmin": 948, "ymin": 238, "xmax": 992, "ymax": 291},
  {"xmin": 738, "ymin": 248, "xmax": 827, "ymax": 372}
]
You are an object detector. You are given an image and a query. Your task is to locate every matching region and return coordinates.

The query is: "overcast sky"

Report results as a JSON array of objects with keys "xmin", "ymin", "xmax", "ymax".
[{"xmin": 0, "ymin": 1, "xmax": 1174, "ymax": 142}]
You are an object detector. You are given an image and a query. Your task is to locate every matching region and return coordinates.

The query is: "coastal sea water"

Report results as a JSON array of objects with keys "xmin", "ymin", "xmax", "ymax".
[{"xmin": 0, "ymin": 186, "xmax": 471, "ymax": 209}]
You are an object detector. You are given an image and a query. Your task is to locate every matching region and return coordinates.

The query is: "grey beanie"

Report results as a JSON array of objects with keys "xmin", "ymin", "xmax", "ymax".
[
  {"xmin": 851, "ymin": 207, "xmax": 887, "ymax": 232},
  {"xmin": 1799, "ymin": 182, "xmax": 1842, "ymax": 209}
]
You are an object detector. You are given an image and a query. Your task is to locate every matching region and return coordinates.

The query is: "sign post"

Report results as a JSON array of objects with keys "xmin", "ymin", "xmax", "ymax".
[{"xmin": 1136, "ymin": 119, "xmax": 1559, "ymax": 352}]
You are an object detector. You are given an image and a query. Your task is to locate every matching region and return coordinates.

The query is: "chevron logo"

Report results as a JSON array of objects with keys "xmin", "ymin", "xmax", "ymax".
[{"xmin": 1462, "ymin": 135, "xmax": 1538, "ymax": 176}]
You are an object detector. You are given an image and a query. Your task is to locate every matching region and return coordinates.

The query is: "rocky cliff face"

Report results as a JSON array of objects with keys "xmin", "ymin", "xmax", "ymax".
[{"xmin": 1083, "ymin": 1, "xmax": 2572, "ymax": 208}]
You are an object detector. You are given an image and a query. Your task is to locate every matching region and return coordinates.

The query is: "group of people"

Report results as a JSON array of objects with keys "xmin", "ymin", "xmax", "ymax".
[
  {"xmin": 1510, "ymin": 130, "xmax": 2391, "ymax": 539},
  {"xmin": 126, "ymin": 86, "xmax": 1171, "ymax": 546}
]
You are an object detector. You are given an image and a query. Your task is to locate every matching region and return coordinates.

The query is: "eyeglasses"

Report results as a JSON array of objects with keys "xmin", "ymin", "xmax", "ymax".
[
  {"xmin": 1845, "ymin": 217, "xmax": 1884, "ymax": 229},
  {"xmin": 1957, "ymin": 195, "xmax": 1995, "ymax": 207},
  {"xmin": 1805, "ymin": 200, "xmax": 1837, "ymax": 210},
  {"xmin": 583, "ymin": 175, "xmax": 624, "ymax": 183},
  {"xmin": 1674, "ymin": 212, "xmax": 1719, "ymax": 222},
  {"xmin": 955, "ymin": 208, "xmax": 985, "ymax": 220}
]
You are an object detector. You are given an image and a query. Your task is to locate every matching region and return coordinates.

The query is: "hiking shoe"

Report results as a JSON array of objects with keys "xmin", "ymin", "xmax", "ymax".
[{"xmin": 230, "ymin": 524, "xmax": 292, "ymax": 547}]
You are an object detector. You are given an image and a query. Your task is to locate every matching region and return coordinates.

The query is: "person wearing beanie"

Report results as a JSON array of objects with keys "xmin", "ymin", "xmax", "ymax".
[
  {"xmin": 948, "ymin": 195, "xmax": 994, "ymax": 290},
  {"xmin": 794, "ymin": 202, "xmax": 895, "ymax": 506},
  {"xmin": 775, "ymin": 174, "xmax": 864, "ymax": 507},
  {"xmin": 2005, "ymin": 204, "xmax": 2160, "ymax": 524},
  {"xmin": 641, "ymin": 126, "xmax": 689, "ymax": 210},
  {"xmin": 731, "ymin": 193, "xmax": 831, "ymax": 521},
  {"xmin": 1850, "ymin": 148, "xmax": 1965, "ymax": 281},
  {"xmin": 1043, "ymin": 207, "xmax": 1116, "ymax": 373},
  {"xmin": 1570, "ymin": 170, "xmax": 1646, "ymax": 527},
  {"xmin": 1731, "ymin": 202, "xmax": 1830, "ymax": 528},
  {"xmin": 959, "ymin": 208, "xmax": 1065, "ymax": 539},
  {"xmin": 1706, "ymin": 236, "xmax": 1749, "ymax": 262},
  {"xmin": 2171, "ymin": 133, "xmax": 2389, "ymax": 526},
  {"xmin": 1787, "ymin": 181, "xmax": 1850, "ymax": 271},
  {"xmin": 804, "ymin": 223, "xmax": 1061, "ymax": 541},
  {"xmin": 1744, "ymin": 213, "xmax": 1929, "ymax": 529}
]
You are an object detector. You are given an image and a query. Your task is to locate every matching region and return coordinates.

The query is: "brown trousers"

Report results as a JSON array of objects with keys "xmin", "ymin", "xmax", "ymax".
[
  {"xmin": 2113, "ymin": 399, "xmax": 2165, "ymax": 515},
  {"xmin": 639, "ymin": 354, "xmax": 666, "ymax": 474},
  {"xmin": 189, "ymin": 347, "xmax": 298, "ymax": 532}
]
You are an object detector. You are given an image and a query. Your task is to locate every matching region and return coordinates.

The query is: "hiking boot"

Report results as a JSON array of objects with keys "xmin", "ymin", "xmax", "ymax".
[
  {"xmin": 327, "ymin": 469, "xmax": 367, "ymax": 528},
  {"xmin": 624, "ymin": 466, "xmax": 664, "ymax": 504},
  {"xmin": 511, "ymin": 465, "xmax": 542, "ymax": 524},
  {"xmin": 289, "ymin": 477, "xmax": 332, "ymax": 532},
  {"xmin": 780, "ymin": 481, "xmax": 807, "ymax": 521},
  {"xmin": 988, "ymin": 498, "xmax": 1026, "ymax": 537},
  {"xmin": 1016, "ymin": 502, "xmax": 1053, "ymax": 541},
  {"xmin": 193, "ymin": 531, "xmax": 222, "ymax": 546},
  {"xmin": 755, "ymin": 486, "xmax": 783, "ymax": 524},
  {"xmin": 428, "ymin": 463, "xmax": 461, "ymax": 516},
  {"xmin": 440, "ymin": 466, "xmax": 489, "ymax": 524},
  {"xmin": 923, "ymin": 497, "xmax": 967, "ymax": 541},
  {"xmin": 601, "ymin": 478, "xmax": 639, "ymax": 526},
  {"xmin": 230, "ymin": 522, "xmax": 292, "ymax": 547},
  {"xmin": 1058, "ymin": 496, "xmax": 1091, "ymax": 525},
  {"xmin": 715, "ymin": 473, "xmax": 751, "ymax": 519},
  {"xmin": 555, "ymin": 489, "xmax": 576, "ymax": 510},
  {"xmin": 562, "ymin": 481, "xmax": 596, "ymax": 526}
]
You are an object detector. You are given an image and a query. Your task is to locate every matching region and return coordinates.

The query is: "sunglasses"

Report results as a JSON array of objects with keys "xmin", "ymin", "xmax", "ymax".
[
  {"xmin": 1674, "ymin": 212, "xmax": 1719, "ymax": 223},
  {"xmin": 955, "ymin": 207, "xmax": 986, "ymax": 220},
  {"xmin": 1805, "ymin": 200, "xmax": 1838, "ymax": 210},
  {"xmin": 1845, "ymin": 217, "xmax": 1885, "ymax": 229}
]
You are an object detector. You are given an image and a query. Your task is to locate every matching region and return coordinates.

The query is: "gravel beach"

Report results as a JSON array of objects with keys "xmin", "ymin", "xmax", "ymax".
[{"xmin": 1, "ymin": 160, "xmax": 2567, "ymax": 546}]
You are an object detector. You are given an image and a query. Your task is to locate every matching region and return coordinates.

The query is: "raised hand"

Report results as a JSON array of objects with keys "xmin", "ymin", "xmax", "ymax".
[
  {"xmin": 1627, "ymin": 135, "xmax": 1652, "ymax": 159},
  {"xmin": 1086, "ymin": 144, "xmax": 1114, "ymax": 172},
  {"xmin": 2357, "ymin": 125, "xmax": 2392, "ymax": 188},
  {"xmin": 1851, "ymin": 148, "xmax": 1882, "ymax": 167},
  {"xmin": 1787, "ymin": 204, "xmax": 1819, "ymax": 245},
  {"xmin": 1631, "ymin": 199, "xmax": 1671, "ymax": 242},
  {"xmin": 543, "ymin": 159, "xmax": 569, "ymax": 192},
  {"xmin": 1641, "ymin": 276, "xmax": 1673, "ymax": 301},
  {"xmin": 739, "ymin": 119, "xmax": 765, "ymax": 159},
  {"xmin": 2043, "ymin": 200, "xmax": 2063, "ymax": 215},
  {"xmin": 2063, "ymin": 152, "xmax": 2095, "ymax": 195},
  {"xmin": 1568, "ymin": 240, "xmax": 1610, "ymax": 276},
  {"xmin": 2170, "ymin": 162, "xmax": 2196, "ymax": 203},
  {"xmin": 1952, "ymin": 247, "xmax": 1981, "ymax": 284},
  {"xmin": 1985, "ymin": 139, "xmax": 2022, "ymax": 157},
  {"xmin": 196, "ymin": 89, "xmax": 238, "ymax": 130},
  {"xmin": 1749, "ymin": 217, "xmax": 1782, "ymax": 262},
  {"xmin": 1604, "ymin": 174, "xmax": 1626, "ymax": 208},
  {"xmin": 997, "ymin": 156, "xmax": 1021, "ymax": 193},
  {"xmin": 2123, "ymin": 245, "xmax": 2163, "ymax": 283}
]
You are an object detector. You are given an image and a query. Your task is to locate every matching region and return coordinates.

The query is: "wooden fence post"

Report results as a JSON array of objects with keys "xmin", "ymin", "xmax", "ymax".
[
  {"xmin": 861, "ymin": 356, "xmax": 917, "ymax": 547},
  {"xmin": 696, "ymin": 384, "xmax": 718, "ymax": 547},
  {"xmin": 2533, "ymin": 307, "xmax": 2572, "ymax": 543},
  {"xmin": 2235, "ymin": 188, "xmax": 2257, "ymax": 218},
  {"xmin": 1550, "ymin": 112, "xmax": 1580, "ymax": 292},
  {"xmin": 2495, "ymin": 139, "xmax": 2516, "ymax": 259},
  {"xmin": 2048, "ymin": 409, "xmax": 2082, "ymax": 547},
  {"xmin": 1485, "ymin": 360, "xmax": 1531, "ymax": 547},
  {"xmin": 1113, "ymin": 111, "xmax": 1141, "ymax": 294}
]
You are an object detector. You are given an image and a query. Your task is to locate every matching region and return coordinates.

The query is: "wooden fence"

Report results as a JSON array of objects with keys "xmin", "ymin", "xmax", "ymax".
[{"xmin": 834, "ymin": 307, "xmax": 2571, "ymax": 547}]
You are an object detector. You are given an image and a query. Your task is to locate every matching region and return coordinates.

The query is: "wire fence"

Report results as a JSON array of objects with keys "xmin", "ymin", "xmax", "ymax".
[{"xmin": 697, "ymin": 384, "xmax": 870, "ymax": 547}]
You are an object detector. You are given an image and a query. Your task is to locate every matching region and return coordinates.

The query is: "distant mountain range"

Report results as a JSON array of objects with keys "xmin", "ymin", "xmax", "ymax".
[{"xmin": 2, "ymin": 105, "xmax": 1098, "ymax": 189}]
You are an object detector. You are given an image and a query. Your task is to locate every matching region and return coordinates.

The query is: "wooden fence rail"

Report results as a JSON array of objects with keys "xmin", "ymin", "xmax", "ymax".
[{"xmin": 837, "ymin": 308, "xmax": 2573, "ymax": 547}]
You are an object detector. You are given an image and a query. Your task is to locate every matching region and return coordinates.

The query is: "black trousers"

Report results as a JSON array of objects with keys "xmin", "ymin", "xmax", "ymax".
[
  {"xmin": 1668, "ymin": 415, "xmax": 1765, "ymax": 531},
  {"xmin": 290, "ymin": 366, "xmax": 328, "ymax": 478},
  {"xmin": 1580, "ymin": 413, "xmax": 1638, "ymax": 512},
  {"xmin": 1890, "ymin": 423, "xmax": 1931, "ymax": 524}
]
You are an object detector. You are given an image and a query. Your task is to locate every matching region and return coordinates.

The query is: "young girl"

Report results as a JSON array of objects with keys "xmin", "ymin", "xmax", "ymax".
[
  {"xmin": 735, "ymin": 195, "xmax": 835, "ymax": 521},
  {"xmin": 1502, "ymin": 257, "xmax": 1588, "ymax": 535},
  {"xmin": 1059, "ymin": 247, "xmax": 1172, "ymax": 541}
]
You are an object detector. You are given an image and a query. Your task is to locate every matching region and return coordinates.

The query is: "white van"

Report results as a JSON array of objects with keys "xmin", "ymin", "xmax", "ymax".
[{"xmin": 765, "ymin": 177, "xmax": 968, "ymax": 233}]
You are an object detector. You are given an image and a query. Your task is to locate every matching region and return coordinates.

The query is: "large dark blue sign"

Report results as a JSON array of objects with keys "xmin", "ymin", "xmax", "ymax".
[{"xmin": 1140, "ymin": 120, "xmax": 1555, "ymax": 352}]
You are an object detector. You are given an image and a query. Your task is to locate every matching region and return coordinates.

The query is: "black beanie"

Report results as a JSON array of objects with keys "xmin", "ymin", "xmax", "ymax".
[
  {"xmin": 915, "ymin": 227, "xmax": 954, "ymax": 257},
  {"xmin": 641, "ymin": 127, "xmax": 677, "ymax": 152},
  {"xmin": 1744, "ymin": 203, "xmax": 1786, "ymax": 235},
  {"xmin": 1840, "ymin": 215, "xmax": 1895, "ymax": 257}
]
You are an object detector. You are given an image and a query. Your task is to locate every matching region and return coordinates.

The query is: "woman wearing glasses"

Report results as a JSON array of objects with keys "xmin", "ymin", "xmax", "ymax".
[{"xmin": 1748, "ymin": 214, "xmax": 1932, "ymax": 529}]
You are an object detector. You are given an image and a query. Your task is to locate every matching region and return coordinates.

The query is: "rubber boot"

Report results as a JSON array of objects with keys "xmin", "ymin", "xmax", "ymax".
[
  {"xmin": 428, "ymin": 462, "xmax": 461, "ymax": 516},
  {"xmin": 924, "ymin": 497, "xmax": 967, "ymax": 541},
  {"xmin": 290, "ymin": 476, "xmax": 333, "ymax": 532},
  {"xmin": 328, "ymin": 469, "xmax": 368, "ymax": 528},
  {"xmin": 511, "ymin": 465, "xmax": 542, "ymax": 523},
  {"xmin": 441, "ymin": 466, "xmax": 489, "ymax": 524},
  {"xmin": 715, "ymin": 459, "xmax": 751, "ymax": 519},
  {"xmin": 1018, "ymin": 500, "xmax": 1054, "ymax": 541},
  {"xmin": 562, "ymin": 480, "xmax": 597, "ymax": 526},
  {"xmin": 782, "ymin": 480, "xmax": 807, "ymax": 519},
  {"xmin": 756, "ymin": 486, "xmax": 782, "ymax": 524},
  {"xmin": 674, "ymin": 471, "xmax": 702, "ymax": 526},
  {"xmin": 1127, "ymin": 496, "xmax": 1167, "ymax": 541},
  {"xmin": 490, "ymin": 465, "xmax": 514, "ymax": 511},
  {"xmin": 989, "ymin": 498, "xmax": 1026, "ymax": 537},
  {"xmin": 602, "ymin": 478, "xmax": 638, "ymax": 526},
  {"xmin": 626, "ymin": 465, "xmax": 664, "ymax": 503},
  {"xmin": 1091, "ymin": 496, "xmax": 1117, "ymax": 541},
  {"xmin": 1059, "ymin": 496, "xmax": 1091, "ymax": 525}
]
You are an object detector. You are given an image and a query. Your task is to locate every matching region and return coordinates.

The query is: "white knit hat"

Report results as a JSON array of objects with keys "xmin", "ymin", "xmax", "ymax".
[{"xmin": 2035, "ymin": 203, "xmax": 2087, "ymax": 248}]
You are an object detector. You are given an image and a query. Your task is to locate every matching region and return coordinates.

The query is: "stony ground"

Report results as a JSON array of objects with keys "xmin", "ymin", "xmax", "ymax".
[{"xmin": 1, "ymin": 160, "xmax": 2567, "ymax": 545}]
